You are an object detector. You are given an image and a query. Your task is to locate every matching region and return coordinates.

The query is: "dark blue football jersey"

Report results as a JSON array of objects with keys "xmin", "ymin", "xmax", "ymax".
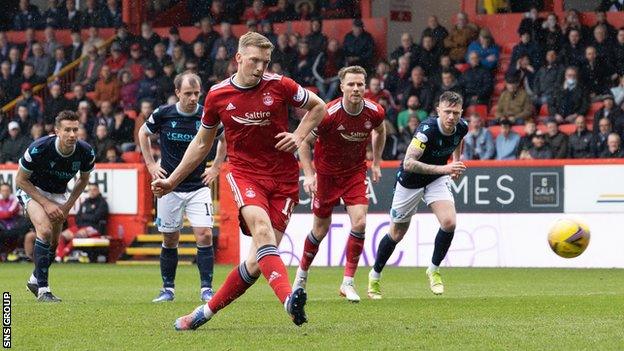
[
  {"xmin": 144, "ymin": 103, "xmax": 223, "ymax": 192},
  {"xmin": 19, "ymin": 135, "xmax": 95, "ymax": 194},
  {"xmin": 397, "ymin": 117, "xmax": 468, "ymax": 189}
]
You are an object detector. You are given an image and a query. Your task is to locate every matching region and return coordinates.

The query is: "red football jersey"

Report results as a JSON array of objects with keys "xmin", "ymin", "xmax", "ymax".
[
  {"xmin": 312, "ymin": 98, "xmax": 385, "ymax": 176},
  {"xmin": 201, "ymin": 73, "xmax": 310, "ymax": 181}
]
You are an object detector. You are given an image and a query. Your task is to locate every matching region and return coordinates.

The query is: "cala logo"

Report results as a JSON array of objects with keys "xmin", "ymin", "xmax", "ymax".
[{"xmin": 262, "ymin": 92, "xmax": 274, "ymax": 106}]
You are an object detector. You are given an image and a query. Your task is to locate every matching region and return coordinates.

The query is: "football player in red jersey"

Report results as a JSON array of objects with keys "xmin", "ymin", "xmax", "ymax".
[
  {"xmin": 292, "ymin": 66, "xmax": 386, "ymax": 302},
  {"xmin": 152, "ymin": 32, "xmax": 326, "ymax": 330}
]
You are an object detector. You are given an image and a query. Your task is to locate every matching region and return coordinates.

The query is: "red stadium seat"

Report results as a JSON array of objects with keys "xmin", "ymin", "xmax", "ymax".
[
  {"xmin": 124, "ymin": 109, "xmax": 137, "ymax": 120},
  {"xmin": 539, "ymin": 104, "xmax": 549, "ymax": 117},
  {"xmin": 64, "ymin": 92, "xmax": 75, "ymax": 99},
  {"xmin": 495, "ymin": 81, "xmax": 506, "ymax": 95},
  {"xmin": 465, "ymin": 104, "xmax": 488, "ymax": 118},
  {"xmin": 489, "ymin": 104, "xmax": 498, "ymax": 118},
  {"xmin": 559, "ymin": 124, "xmax": 576, "ymax": 135},
  {"xmin": 86, "ymin": 91, "xmax": 97, "ymax": 101},
  {"xmin": 121, "ymin": 151, "xmax": 142, "ymax": 163},
  {"xmin": 455, "ymin": 63, "xmax": 470, "ymax": 73}
]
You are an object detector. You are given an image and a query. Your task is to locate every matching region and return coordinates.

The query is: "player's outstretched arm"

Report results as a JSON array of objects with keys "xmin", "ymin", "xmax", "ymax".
[
  {"xmin": 63, "ymin": 172, "xmax": 91, "ymax": 218},
  {"xmin": 153, "ymin": 126, "xmax": 218, "ymax": 197},
  {"xmin": 370, "ymin": 122, "xmax": 386, "ymax": 183},
  {"xmin": 138, "ymin": 124, "xmax": 167, "ymax": 180},
  {"xmin": 202, "ymin": 136, "xmax": 227, "ymax": 186},
  {"xmin": 15, "ymin": 167, "xmax": 64, "ymax": 222},
  {"xmin": 298, "ymin": 133, "xmax": 317, "ymax": 195},
  {"xmin": 275, "ymin": 91, "xmax": 326, "ymax": 152},
  {"xmin": 403, "ymin": 141, "xmax": 466, "ymax": 175}
]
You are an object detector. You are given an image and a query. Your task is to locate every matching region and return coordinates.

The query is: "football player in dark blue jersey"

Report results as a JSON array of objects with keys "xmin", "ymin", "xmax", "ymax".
[
  {"xmin": 368, "ymin": 91, "xmax": 468, "ymax": 298},
  {"xmin": 16, "ymin": 111, "xmax": 95, "ymax": 302},
  {"xmin": 139, "ymin": 71, "xmax": 224, "ymax": 303}
]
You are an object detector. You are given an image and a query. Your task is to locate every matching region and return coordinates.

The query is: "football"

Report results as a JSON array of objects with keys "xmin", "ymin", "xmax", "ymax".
[{"xmin": 547, "ymin": 218, "xmax": 591, "ymax": 258}]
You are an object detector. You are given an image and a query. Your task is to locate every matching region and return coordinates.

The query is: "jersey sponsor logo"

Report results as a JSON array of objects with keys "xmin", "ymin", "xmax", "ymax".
[
  {"xmin": 244, "ymin": 187, "xmax": 256, "ymax": 198},
  {"xmin": 262, "ymin": 92, "xmax": 274, "ymax": 106},
  {"xmin": 410, "ymin": 138, "xmax": 426, "ymax": 150},
  {"xmin": 294, "ymin": 85, "xmax": 306, "ymax": 102},
  {"xmin": 337, "ymin": 125, "xmax": 346, "ymax": 131},
  {"xmin": 340, "ymin": 132, "xmax": 369, "ymax": 142},
  {"xmin": 171, "ymin": 121, "xmax": 177, "ymax": 128},
  {"xmin": 231, "ymin": 112, "xmax": 272, "ymax": 126},
  {"xmin": 165, "ymin": 132, "xmax": 195, "ymax": 142},
  {"xmin": 226, "ymin": 102, "xmax": 236, "ymax": 111},
  {"xmin": 416, "ymin": 132, "xmax": 428, "ymax": 143},
  {"xmin": 364, "ymin": 120, "xmax": 372, "ymax": 129}
]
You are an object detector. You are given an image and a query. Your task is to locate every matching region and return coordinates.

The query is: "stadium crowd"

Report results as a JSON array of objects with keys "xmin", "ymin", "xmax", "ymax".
[{"xmin": 1, "ymin": 3, "xmax": 624, "ymax": 167}]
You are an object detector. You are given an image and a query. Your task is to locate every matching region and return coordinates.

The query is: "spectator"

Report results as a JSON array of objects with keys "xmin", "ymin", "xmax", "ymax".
[
  {"xmin": 104, "ymin": 145, "xmax": 123, "ymax": 162},
  {"xmin": 0, "ymin": 60, "xmax": 18, "ymax": 100},
  {"xmin": 125, "ymin": 43, "xmax": 148, "ymax": 82},
  {"xmin": 110, "ymin": 110, "xmax": 135, "ymax": 149},
  {"xmin": 517, "ymin": 7, "xmax": 543, "ymax": 41},
  {"xmin": 295, "ymin": 0, "xmax": 315, "ymax": 21},
  {"xmin": 495, "ymin": 73, "xmax": 533, "ymax": 124},
  {"xmin": 533, "ymin": 49, "xmax": 564, "ymax": 109},
  {"xmin": 137, "ymin": 63, "xmax": 163, "ymax": 105},
  {"xmin": 466, "ymin": 28, "xmax": 499, "ymax": 71},
  {"xmin": 434, "ymin": 69, "xmax": 464, "ymax": 103},
  {"xmin": 0, "ymin": 121, "xmax": 30, "ymax": 163},
  {"xmin": 550, "ymin": 66, "xmax": 589, "ymax": 124},
  {"xmin": 8, "ymin": 47, "xmax": 23, "ymax": 77},
  {"xmin": 579, "ymin": 46, "xmax": 616, "ymax": 98},
  {"xmin": 267, "ymin": 0, "xmax": 293, "ymax": 23},
  {"xmin": 242, "ymin": 0, "xmax": 269, "ymax": 22},
  {"xmin": 396, "ymin": 115, "xmax": 420, "ymax": 159},
  {"xmin": 209, "ymin": 46, "xmax": 230, "ymax": 84},
  {"xmin": 614, "ymin": 29, "xmax": 624, "ymax": 78},
  {"xmin": 611, "ymin": 75, "xmax": 624, "ymax": 107},
  {"xmin": 16, "ymin": 83, "xmax": 42, "ymax": 122},
  {"xmin": 444, "ymin": 12, "xmax": 478, "ymax": 63},
  {"xmin": 171, "ymin": 45, "xmax": 187, "ymax": 74},
  {"xmin": 402, "ymin": 66, "xmax": 434, "ymax": 113},
  {"xmin": 541, "ymin": 13, "xmax": 563, "ymax": 53},
  {"xmin": 43, "ymin": 83, "xmax": 69, "ymax": 124},
  {"xmin": 545, "ymin": 118, "xmax": 568, "ymax": 158},
  {"xmin": 62, "ymin": 0, "xmax": 82, "ymax": 30},
  {"xmin": 343, "ymin": 18, "xmax": 374, "ymax": 72},
  {"xmin": 272, "ymin": 33, "xmax": 297, "ymax": 75},
  {"xmin": 49, "ymin": 46, "xmax": 68, "ymax": 77},
  {"xmin": 66, "ymin": 29, "xmax": 83, "ymax": 62},
  {"xmin": 42, "ymin": 26, "xmax": 62, "ymax": 57},
  {"xmin": 93, "ymin": 65, "xmax": 120, "ymax": 107},
  {"xmin": 591, "ymin": 24, "xmax": 614, "ymax": 62},
  {"xmin": 422, "ymin": 15, "xmax": 448, "ymax": 50},
  {"xmin": 568, "ymin": 116, "xmax": 593, "ymax": 158},
  {"xmin": 80, "ymin": 0, "xmax": 106, "ymax": 28},
  {"xmin": 13, "ymin": 0, "xmax": 42, "ymax": 31},
  {"xmin": 93, "ymin": 124, "xmax": 115, "ymax": 162},
  {"xmin": 0, "ymin": 33, "xmax": 11, "ymax": 62},
  {"xmin": 598, "ymin": 0, "xmax": 624, "ymax": 11},
  {"xmin": 13, "ymin": 105, "xmax": 35, "ymax": 137},
  {"xmin": 25, "ymin": 43, "xmax": 50, "ymax": 80},
  {"xmin": 30, "ymin": 122, "xmax": 44, "ymax": 140},
  {"xmin": 42, "ymin": 0, "xmax": 64, "ymax": 29},
  {"xmin": 292, "ymin": 41, "xmax": 315, "ymax": 86},
  {"xmin": 373, "ymin": 60, "xmax": 391, "ymax": 89},
  {"xmin": 594, "ymin": 94, "xmax": 624, "ymax": 133},
  {"xmin": 68, "ymin": 83, "xmax": 94, "ymax": 111},
  {"xmin": 162, "ymin": 27, "xmax": 187, "ymax": 60},
  {"xmin": 94, "ymin": 100, "xmax": 115, "ymax": 132},
  {"xmin": 210, "ymin": 22, "xmax": 238, "ymax": 59},
  {"xmin": 495, "ymin": 119, "xmax": 521, "ymax": 159},
  {"xmin": 522, "ymin": 131, "xmax": 553, "ymax": 159},
  {"xmin": 460, "ymin": 51, "xmax": 493, "ymax": 106},
  {"xmin": 194, "ymin": 17, "xmax": 220, "ymax": 55},
  {"xmin": 390, "ymin": 33, "xmax": 419, "ymax": 68},
  {"xmin": 463, "ymin": 114, "xmax": 495, "ymax": 160},
  {"xmin": 76, "ymin": 44, "xmax": 104, "ymax": 91},
  {"xmin": 112, "ymin": 23, "xmax": 136, "ymax": 54},
  {"xmin": 116, "ymin": 70, "xmax": 136, "ymax": 112},
  {"xmin": 416, "ymin": 35, "xmax": 441, "ymax": 77},
  {"xmin": 600, "ymin": 133, "xmax": 624, "ymax": 157},
  {"xmin": 150, "ymin": 43, "xmax": 171, "ymax": 75},
  {"xmin": 19, "ymin": 28, "xmax": 37, "ymax": 61},
  {"xmin": 432, "ymin": 53, "xmax": 462, "ymax": 85},
  {"xmin": 190, "ymin": 41, "xmax": 212, "ymax": 85},
  {"xmin": 103, "ymin": 0, "xmax": 122, "ymax": 28},
  {"xmin": 104, "ymin": 42, "xmax": 127, "ymax": 76},
  {"xmin": 0, "ymin": 183, "xmax": 34, "ymax": 261},
  {"xmin": 138, "ymin": 22, "xmax": 161, "ymax": 55},
  {"xmin": 133, "ymin": 99, "xmax": 153, "ymax": 146},
  {"xmin": 17, "ymin": 62, "xmax": 45, "ymax": 87},
  {"xmin": 562, "ymin": 9, "xmax": 590, "ymax": 42},
  {"xmin": 159, "ymin": 61, "xmax": 175, "ymax": 98},
  {"xmin": 591, "ymin": 117, "xmax": 612, "ymax": 156},
  {"xmin": 386, "ymin": 57, "xmax": 412, "ymax": 100},
  {"xmin": 312, "ymin": 39, "xmax": 342, "ymax": 101},
  {"xmin": 306, "ymin": 18, "xmax": 328, "ymax": 56},
  {"xmin": 82, "ymin": 27, "xmax": 105, "ymax": 56},
  {"xmin": 55, "ymin": 182, "xmax": 109, "ymax": 261},
  {"xmin": 511, "ymin": 54, "xmax": 536, "ymax": 96},
  {"xmin": 510, "ymin": 30, "xmax": 542, "ymax": 68},
  {"xmin": 397, "ymin": 95, "xmax": 427, "ymax": 131},
  {"xmin": 364, "ymin": 76, "xmax": 395, "ymax": 108},
  {"xmin": 560, "ymin": 29, "xmax": 585, "ymax": 67},
  {"xmin": 520, "ymin": 119, "xmax": 537, "ymax": 152}
]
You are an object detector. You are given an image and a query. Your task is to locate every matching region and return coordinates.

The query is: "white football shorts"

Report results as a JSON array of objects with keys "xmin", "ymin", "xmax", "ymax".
[
  {"xmin": 156, "ymin": 187, "xmax": 214, "ymax": 232},
  {"xmin": 16, "ymin": 187, "xmax": 68, "ymax": 215},
  {"xmin": 389, "ymin": 175, "xmax": 454, "ymax": 223}
]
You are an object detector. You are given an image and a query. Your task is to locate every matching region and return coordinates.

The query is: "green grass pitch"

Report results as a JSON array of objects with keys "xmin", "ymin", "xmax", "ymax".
[{"xmin": 1, "ymin": 264, "xmax": 623, "ymax": 350}]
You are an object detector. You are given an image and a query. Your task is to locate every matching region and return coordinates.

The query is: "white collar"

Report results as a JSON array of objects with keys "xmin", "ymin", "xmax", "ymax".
[{"xmin": 55, "ymin": 136, "xmax": 76, "ymax": 158}]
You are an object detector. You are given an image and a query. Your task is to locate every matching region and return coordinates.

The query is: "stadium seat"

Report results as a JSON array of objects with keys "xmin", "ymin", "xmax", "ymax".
[
  {"xmin": 124, "ymin": 109, "xmax": 137, "ymax": 120},
  {"xmin": 559, "ymin": 124, "xmax": 576, "ymax": 135},
  {"xmin": 455, "ymin": 63, "xmax": 470, "ymax": 73},
  {"xmin": 86, "ymin": 91, "xmax": 97, "ymax": 101},
  {"xmin": 121, "ymin": 151, "xmax": 142, "ymax": 163},
  {"xmin": 495, "ymin": 81, "xmax": 506, "ymax": 95},
  {"xmin": 64, "ymin": 92, "xmax": 75, "ymax": 99},
  {"xmin": 466, "ymin": 104, "xmax": 488, "ymax": 118},
  {"xmin": 539, "ymin": 104, "xmax": 549, "ymax": 117},
  {"xmin": 502, "ymin": 42, "xmax": 515, "ymax": 55}
]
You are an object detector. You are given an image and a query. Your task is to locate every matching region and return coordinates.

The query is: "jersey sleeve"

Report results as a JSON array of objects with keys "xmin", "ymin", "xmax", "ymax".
[
  {"xmin": 201, "ymin": 92, "xmax": 221, "ymax": 129},
  {"xmin": 410, "ymin": 122, "xmax": 434, "ymax": 152},
  {"xmin": 19, "ymin": 142, "xmax": 41, "ymax": 174},
  {"xmin": 144, "ymin": 107, "xmax": 162, "ymax": 134},
  {"xmin": 374, "ymin": 105, "xmax": 386, "ymax": 128},
  {"xmin": 280, "ymin": 76, "xmax": 310, "ymax": 108},
  {"xmin": 81, "ymin": 145, "xmax": 96, "ymax": 173}
]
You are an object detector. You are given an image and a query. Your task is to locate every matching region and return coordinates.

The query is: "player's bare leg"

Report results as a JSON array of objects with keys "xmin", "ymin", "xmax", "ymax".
[
  {"xmin": 339, "ymin": 204, "xmax": 368, "ymax": 302},
  {"xmin": 193, "ymin": 227, "xmax": 215, "ymax": 301},
  {"xmin": 153, "ymin": 231, "xmax": 180, "ymax": 302},
  {"xmin": 426, "ymin": 200, "xmax": 456, "ymax": 295},
  {"xmin": 368, "ymin": 220, "xmax": 410, "ymax": 299},
  {"xmin": 26, "ymin": 201, "xmax": 62, "ymax": 302},
  {"xmin": 293, "ymin": 215, "xmax": 331, "ymax": 291}
]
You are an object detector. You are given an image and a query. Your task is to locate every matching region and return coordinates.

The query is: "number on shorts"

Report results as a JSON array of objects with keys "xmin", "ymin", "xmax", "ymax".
[
  {"xmin": 281, "ymin": 197, "xmax": 295, "ymax": 216},
  {"xmin": 204, "ymin": 203, "xmax": 212, "ymax": 216}
]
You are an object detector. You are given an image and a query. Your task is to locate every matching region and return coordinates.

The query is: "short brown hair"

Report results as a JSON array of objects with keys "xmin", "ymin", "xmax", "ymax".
[
  {"xmin": 438, "ymin": 91, "xmax": 463, "ymax": 107},
  {"xmin": 338, "ymin": 65, "xmax": 367, "ymax": 82},
  {"xmin": 174, "ymin": 71, "xmax": 202, "ymax": 90},
  {"xmin": 238, "ymin": 31, "xmax": 274, "ymax": 52},
  {"xmin": 55, "ymin": 110, "xmax": 79, "ymax": 126}
]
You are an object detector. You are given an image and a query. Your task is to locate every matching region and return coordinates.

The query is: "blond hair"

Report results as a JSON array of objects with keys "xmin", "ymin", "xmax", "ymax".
[
  {"xmin": 338, "ymin": 65, "xmax": 367, "ymax": 82},
  {"xmin": 238, "ymin": 31, "xmax": 274, "ymax": 52}
]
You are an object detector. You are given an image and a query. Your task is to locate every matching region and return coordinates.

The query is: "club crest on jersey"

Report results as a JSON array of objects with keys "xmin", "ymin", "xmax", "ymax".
[
  {"xmin": 245, "ymin": 188, "xmax": 256, "ymax": 198},
  {"xmin": 364, "ymin": 120, "xmax": 372, "ymax": 129},
  {"xmin": 262, "ymin": 92, "xmax": 274, "ymax": 106},
  {"xmin": 171, "ymin": 121, "xmax": 177, "ymax": 128}
]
